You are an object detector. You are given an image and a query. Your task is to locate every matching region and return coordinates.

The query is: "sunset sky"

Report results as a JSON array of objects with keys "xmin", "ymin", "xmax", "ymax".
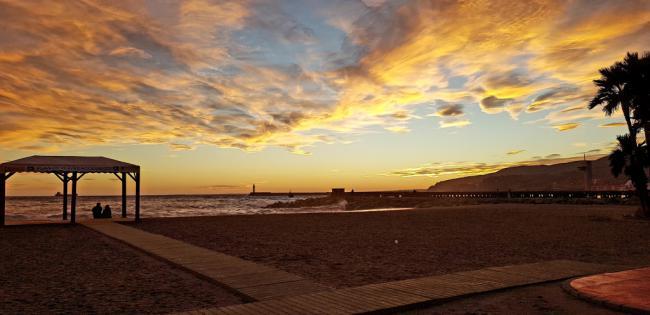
[{"xmin": 1, "ymin": 0, "xmax": 649, "ymax": 195}]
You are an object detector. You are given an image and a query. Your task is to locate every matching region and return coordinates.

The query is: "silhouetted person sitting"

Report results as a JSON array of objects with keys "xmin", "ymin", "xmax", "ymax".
[
  {"xmin": 101, "ymin": 205, "xmax": 112, "ymax": 219},
  {"xmin": 92, "ymin": 203, "xmax": 103, "ymax": 219}
]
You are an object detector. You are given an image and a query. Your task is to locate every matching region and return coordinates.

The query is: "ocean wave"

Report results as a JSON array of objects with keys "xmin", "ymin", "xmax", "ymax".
[{"xmin": 4, "ymin": 195, "xmax": 321, "ymax": 221}]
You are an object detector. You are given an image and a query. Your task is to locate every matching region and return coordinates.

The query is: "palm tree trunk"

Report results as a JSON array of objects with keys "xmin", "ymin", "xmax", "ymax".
[
  {"xmin": 645, "ymin": 122, "xmax": 650, "ymax": 179},
  {"xmin": 635, "ymin": 183, "xmax": 650, "ymax": 218},
  {"xmin": 623, "ymin": 105, "xmax": 636, "ymax": 140},
  {"xmin": 645, "ymin": 121, "xmax": 650, "ymax": 153},
  {"xmin": 628, "ymin": 141, "xmax": 649, "ymax": 217},
  {"xmin": 632, "ymin": 149, "xmax": 650, "ymax": 218}
]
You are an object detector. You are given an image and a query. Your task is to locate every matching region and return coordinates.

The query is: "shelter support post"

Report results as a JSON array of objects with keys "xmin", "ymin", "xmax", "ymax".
[
  {"xmin": 71, "ymin": 172, "xmax": 77, "ymax": 224},
  {"xmin": 62, "ymin": 173, "xmax": 68, "ymax": 220},
  {"xmin": 121, "ymin": 172, "xmax": 127, "ymax": 218},
  {"xmin": 1, "ymin": 172, "xmax": 5, "ymax": 226},
  {"xmin": 135, "ymin": 172, "xmax": 140, "ymax": 223}
]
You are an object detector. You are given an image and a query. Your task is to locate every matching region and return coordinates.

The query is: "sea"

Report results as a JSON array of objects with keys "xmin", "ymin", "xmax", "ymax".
[{"xmin": 4, "ymin": 194, "xmax": 344, "ymax": 221}]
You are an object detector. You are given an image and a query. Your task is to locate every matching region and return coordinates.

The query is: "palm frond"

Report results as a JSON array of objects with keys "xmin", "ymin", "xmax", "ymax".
[{"xmin": 608, "ymin": 148, "xmax": 625, "ymax": 178}]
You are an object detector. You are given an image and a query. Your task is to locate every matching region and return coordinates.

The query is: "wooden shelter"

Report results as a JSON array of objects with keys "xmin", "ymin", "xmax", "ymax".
[{"xmin": 0, "ymin": 155, "xmax": 141, "ymax": 225}]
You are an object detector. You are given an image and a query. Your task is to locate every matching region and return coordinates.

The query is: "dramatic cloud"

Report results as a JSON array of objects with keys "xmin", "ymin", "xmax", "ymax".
[
  {"xmin": 527, "ymin": 87, "xmax": 584, "ymax": 113},
  {"xmin": 387, "ymin": 162, "xmax": 513, "ymax": 178},
  {"xmin": 507, "ymin": 150, "xmax": 525, "ymax": 155},
  {"xmin": 390, "ymin": 111, "xmax": 412, "ymax": 120},
  {"xmin": 439, "ymin": 119, "xmax": 471, "ymax": 129},
  {"xmin": 431, "ymin": 102, "xmax": 468, "ymax": 128},
  {"xmin": 478, "ymin": 96, "xmax": 520, "ymax": 117},
  {"xmin": 384, "ymin": 154, "xmax": 602, "ymax": 179},
  {"xmin": 599, "ymin": 122, "xmax": 627, "ymax": 128},
  {"xmin": 1, "ymin": 0, "xmax": 648, "ymax": 155},
  {"xmin": 434, "ymin": 104, "xmax": 464, "ymax": 117},
  {"xmin": 169, "ymin": 143, "xmax": 195, "ymax": 151},
  {"xmin": 553, "ymin": 122, "xmax": 580, "ymax": 131},
  {"xmin": 385, "ymin": 126, "xmax": 410, "ymax": 133},
  {"xmin": 109, "ymin": 47, "xmax": 153, "ymax": 59}
]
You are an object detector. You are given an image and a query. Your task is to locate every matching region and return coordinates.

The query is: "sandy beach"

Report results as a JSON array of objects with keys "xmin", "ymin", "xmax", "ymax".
[
  {"xmin": 3, "ymin": 203, "xmax": 649, "ymax": 314},
  {"xmin": 132, "ymin": 204, "xmax": 650, "ymax": 289},
  {"xmin": 0, "ymin": 224, "xmax": 242, "ymax": 314}
]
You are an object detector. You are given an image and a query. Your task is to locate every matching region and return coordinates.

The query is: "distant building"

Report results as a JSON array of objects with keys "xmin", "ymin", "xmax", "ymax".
[
  {"xmin": 577, "ymin": 156, "xmax": 593, "ymax": 191},
  {"xmin": 331, "ymin": 188, "xmax": 345, "ymax": 196}
]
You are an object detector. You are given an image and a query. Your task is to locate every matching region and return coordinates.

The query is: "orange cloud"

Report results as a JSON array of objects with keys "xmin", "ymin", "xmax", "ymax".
[
  {"xmin": 439, "ymin": 119, "xmax": 471, "ymax": 129},
  {"xmin": 599, "ymin": 122, "xmax": 627, "ymax": 128},
  {"xmin": 553, "ymin": 123, "xmax": 580, "ymax": 131},
  {"xmin": 384, "ymin": 154, "xmax": 605, "ymax": 179},
  {"xmin": 0, "ymin": 0, "xmax": 648, "ymax": 156}
]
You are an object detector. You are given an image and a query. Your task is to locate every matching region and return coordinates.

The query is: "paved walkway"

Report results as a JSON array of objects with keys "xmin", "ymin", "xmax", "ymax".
[
  {"xmin": 196, "ymin": 260, "xmax": 612, "ymax": 315},
  {"xmin": 82, "ymin": 221, "xmax": 329, "ymax": 301},
  {"xmin": 568, "ymin": 267, "xmax": 650, "ymax": 314}
]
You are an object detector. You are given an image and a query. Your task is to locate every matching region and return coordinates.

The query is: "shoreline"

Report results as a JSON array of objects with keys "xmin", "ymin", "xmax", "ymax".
[
  {"xmin": 265, "ymin": 195, "xmax": 638, "ymax": 211},
  {"xmin": 5, "ymin": 193, "xmax": 637, "ymax": 223},
  {"xmin": 3, "ymin": 207, "xmax": 410, "ymax": 223},
  {"xmin": 6, "ymin": 200, "xmax": 639, "ymax": 224}
]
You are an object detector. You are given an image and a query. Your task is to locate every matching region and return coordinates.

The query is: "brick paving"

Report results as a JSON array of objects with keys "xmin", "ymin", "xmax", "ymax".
[{"xmin": 568, "ymin": 267, "xmax": 650, "ymax": 313}]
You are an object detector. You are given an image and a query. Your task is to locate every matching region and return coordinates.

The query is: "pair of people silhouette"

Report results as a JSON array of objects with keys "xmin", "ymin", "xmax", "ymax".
[{"xmin": 92, "ymin": 203, "xmax": 112, "ymax": 219}]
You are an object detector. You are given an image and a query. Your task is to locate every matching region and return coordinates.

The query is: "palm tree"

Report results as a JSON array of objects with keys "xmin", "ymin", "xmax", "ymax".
[
  {"xmin": 589, "ymin": 58, "xmax": 637, "ymax": 139},
  {"xmin": 610, "ymin": 134, "xmax": 649, "ymax": 217},
  {"xmin": 590, "ymin": 52, "xmax": 650, "ymax": 218},
  {"xmin": 624, "ymin": 52, "xmax": 650, "ymax": 151}
]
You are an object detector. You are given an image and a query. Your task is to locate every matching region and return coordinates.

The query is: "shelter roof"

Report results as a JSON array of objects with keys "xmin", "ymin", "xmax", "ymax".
[{"xmin": 0, "ymin": 155, "xmax": 139, "ymax": 173}]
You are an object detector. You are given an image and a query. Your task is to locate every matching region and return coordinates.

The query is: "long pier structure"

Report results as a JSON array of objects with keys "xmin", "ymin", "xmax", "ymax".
[
  {"xmin": 343, "ymin": 190, "xmax": 633, "ymax": 199},
  {"xmin": 250, "ymin": 190, "xmax": 633, "ymax": 199}
]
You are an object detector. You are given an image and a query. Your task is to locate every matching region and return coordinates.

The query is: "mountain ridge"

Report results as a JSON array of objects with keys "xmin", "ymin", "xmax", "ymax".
[{"xmin": 427, "ymin": 157, "xmax": 628, "ymax": 192}]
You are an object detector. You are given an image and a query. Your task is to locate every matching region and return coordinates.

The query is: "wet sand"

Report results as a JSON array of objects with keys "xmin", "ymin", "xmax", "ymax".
[
  {"xmin": 133, "ymin": 204, "xmax": 650, "ymax": 289},
  {"xmin": 0, "ymin": 224, "xmax": 242, "ymax": 314}
]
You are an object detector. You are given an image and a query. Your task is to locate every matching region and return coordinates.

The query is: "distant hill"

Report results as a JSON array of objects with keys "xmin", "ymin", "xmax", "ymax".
[{"xmin": 428, "ymin": 157, "xmax": 629, "ymax": 192}]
